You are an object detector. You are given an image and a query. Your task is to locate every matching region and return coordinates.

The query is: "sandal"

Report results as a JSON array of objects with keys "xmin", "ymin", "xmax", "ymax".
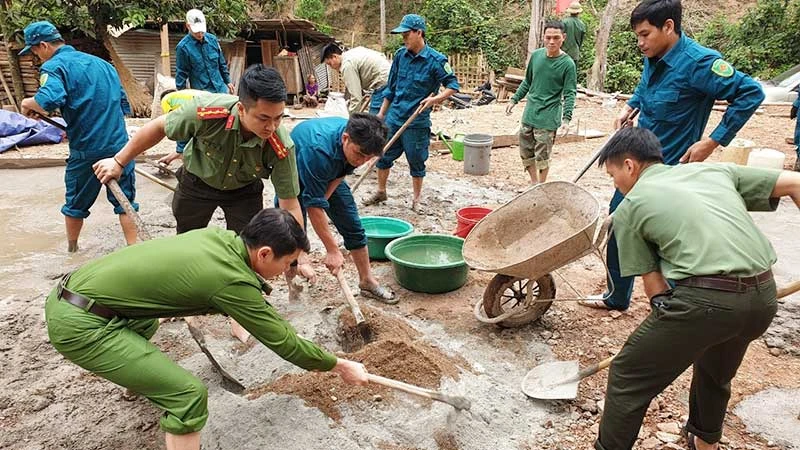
[
  {"xmin": 578, "ymin": 298, "xmax": 612, "ymax": 310},
  {"xmin": 362, "ymin": 191, "xmax": 388, "ymax": 206},
  {"xmin": 359, "ymin": 284, "xmax": 398, "ymax": 305}
]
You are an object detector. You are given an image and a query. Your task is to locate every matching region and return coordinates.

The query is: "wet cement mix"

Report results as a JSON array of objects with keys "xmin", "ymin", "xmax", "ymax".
[{"xmin": 2, "ymin": 99, "xmax": 800, "ymax": 450}]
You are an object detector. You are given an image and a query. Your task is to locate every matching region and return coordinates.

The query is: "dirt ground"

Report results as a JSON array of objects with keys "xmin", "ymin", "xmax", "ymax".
[{"xmin": 1, "ymin": 98, "xmax": 799, "ymax": 450}]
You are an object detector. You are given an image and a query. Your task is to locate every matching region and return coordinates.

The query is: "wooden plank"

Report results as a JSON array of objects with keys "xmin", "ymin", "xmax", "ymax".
[
  {"xmin": 273, "ymin": 55, "xmax": 303, "ymax": 94},
  {"xmin": 261, "ymin": 40, "xmax": 278, "ymax": 67}
]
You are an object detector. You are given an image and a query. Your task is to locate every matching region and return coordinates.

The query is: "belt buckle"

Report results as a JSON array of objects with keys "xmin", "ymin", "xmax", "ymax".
[{"xmin": 57, "ymin": 272, "xmax": 70, "ymax": 299}]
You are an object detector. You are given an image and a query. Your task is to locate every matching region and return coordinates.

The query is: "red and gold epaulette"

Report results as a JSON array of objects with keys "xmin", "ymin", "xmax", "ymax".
[
  {"xmin": 196, "ymin": 106, "xmax": 230, "ymax": 120},
  {"xmin": 267, "ymin": 132, "xmax": 288, "ymax": 159}
]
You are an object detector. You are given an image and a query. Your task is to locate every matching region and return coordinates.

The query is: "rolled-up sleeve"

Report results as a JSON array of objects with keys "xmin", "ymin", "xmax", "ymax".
[
  {"xmin": 297, "ymin": 146, "xmax": 333, "ymax": 209},
  {"xmin": 727, "ymin": 165, "xmax": 781, "ymax": 212}
]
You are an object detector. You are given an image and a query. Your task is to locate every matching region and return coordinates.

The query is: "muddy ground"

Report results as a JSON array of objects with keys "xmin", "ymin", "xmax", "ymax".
[{"xmin": 1, "ymin": 99, "xmax": 799, "ymax": 450}]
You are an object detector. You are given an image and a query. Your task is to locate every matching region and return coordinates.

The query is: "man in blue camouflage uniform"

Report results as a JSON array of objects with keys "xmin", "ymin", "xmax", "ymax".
[
  {"xmin": 19, "ymin": 21, "xmax": 137, "ymax": 253},
  {"xmin": 363, "ymin": 14, "xmax": 460, "ymax": 212},
  {"xmin": 175, "ymin": 9, "xmax": 234, "ymax": 95},
  {"xmin": 581, "ymin": 0, "xmax": 765, "ymax": 312}
]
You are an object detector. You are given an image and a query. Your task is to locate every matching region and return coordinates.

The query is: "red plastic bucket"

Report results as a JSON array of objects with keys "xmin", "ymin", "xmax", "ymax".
[{"xmin": 454, "ymin": 206, "xmax": 493, "ymax": 238}]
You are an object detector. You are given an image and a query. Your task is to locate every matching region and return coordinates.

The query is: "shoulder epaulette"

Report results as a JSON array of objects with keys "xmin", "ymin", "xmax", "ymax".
[
  {"xmin": 267, "ymin": 132, "xmax": 288, "ymax": 159},
  {"xmin": 196, "ymin": 106, "xmax": 230, "ymax": 120}
]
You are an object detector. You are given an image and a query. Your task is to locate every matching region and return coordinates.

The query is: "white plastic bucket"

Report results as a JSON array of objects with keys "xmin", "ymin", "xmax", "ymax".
[{"xmin": 463, "ymin": 134, "xmax": 493, "ymax": 175}]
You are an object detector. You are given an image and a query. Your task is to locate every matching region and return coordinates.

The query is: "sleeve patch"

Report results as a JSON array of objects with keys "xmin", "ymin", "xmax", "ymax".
[
  {"xmin": 39, "ymin": 73, "xmax": 48, "ymax": 87},
  {"xmin": 711, "ymin": 59, "xmax": 734, "ymax": 78},
  {"xmin": 443, "ymin": 62, "xmax": 453, "ymax": 74}
]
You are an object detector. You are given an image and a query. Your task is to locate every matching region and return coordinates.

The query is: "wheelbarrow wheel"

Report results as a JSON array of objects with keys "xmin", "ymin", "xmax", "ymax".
[{"xmin": 483, "ymin": 274, "xmax": 556, "ymax": 328}]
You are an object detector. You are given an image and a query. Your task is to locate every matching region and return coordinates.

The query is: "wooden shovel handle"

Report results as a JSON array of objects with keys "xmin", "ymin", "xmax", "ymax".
[
  {"xmin": 336, "ymin": 271, "xmax": 366, "ymax": 325},
  {"xmin": 351, "ymin": 101, "xmax": 431, "ymax": 193},
  {"xmin": 107, "ymin": 179, "xmax": 152, "ymax": 241},
  {"xmin": 577, "ymin": 355, "xmax": 615, "ymax": 380},
  {"xmin": 367, "ymin": 373, "xmax": 436, "ymax": 399},
  {"xmin": 778, "ymin": 280, "xmax": 800, "ymax": 299}
]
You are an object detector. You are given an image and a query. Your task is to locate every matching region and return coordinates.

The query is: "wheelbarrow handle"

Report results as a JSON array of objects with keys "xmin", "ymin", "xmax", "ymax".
[{"xmin": 593, "ymin": 215, "xmax": 614, "ymax": 250}]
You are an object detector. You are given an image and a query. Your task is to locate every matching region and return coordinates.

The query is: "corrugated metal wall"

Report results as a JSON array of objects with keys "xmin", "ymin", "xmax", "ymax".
[{"xmin": 109, "ymin": 30, "xmax": 180, "ymax": 84}]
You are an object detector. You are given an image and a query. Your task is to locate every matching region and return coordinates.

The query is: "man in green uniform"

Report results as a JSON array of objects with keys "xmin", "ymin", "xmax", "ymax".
[
  {"xmin": 562, "ymin": 1, "xmax": 586, "ymax": 66},
  {"xmin": 94, "ymin": 64, "xmax": 303, "ymax": 235},
  {"xmin": 45, "ymin": 208, "xmax": 368, "ymax": 450},
  {"xmin": 593, "ymin": 127, "xmax": 800, "ymax": 450},
  {"xmin": 506, "ymin": 20, "xmax": 577, "ymax": 184}
]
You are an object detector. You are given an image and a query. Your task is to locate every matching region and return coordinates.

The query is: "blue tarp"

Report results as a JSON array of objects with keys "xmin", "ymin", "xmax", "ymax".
[{"xmin": 0, "ymin": 110, "xmax": 66, "ymax": 153}]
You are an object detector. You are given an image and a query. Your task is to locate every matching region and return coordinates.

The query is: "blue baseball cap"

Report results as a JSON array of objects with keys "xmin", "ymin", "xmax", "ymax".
[
  {"xmin": 391, "ymin": 14, "xmax": 427, "ymax": 34},
  {"xmin": 19, "ymin": 21, "xmax": 62, "ymax": 56}
]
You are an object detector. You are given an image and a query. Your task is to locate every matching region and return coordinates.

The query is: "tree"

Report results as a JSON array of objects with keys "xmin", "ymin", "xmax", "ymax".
[{"xmin": 587, "ymin": 0, "xmax": 619, "ymax": 91}]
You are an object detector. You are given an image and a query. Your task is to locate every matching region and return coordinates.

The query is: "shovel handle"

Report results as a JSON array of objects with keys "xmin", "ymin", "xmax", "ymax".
[
  {"xmin": 572, "ymin": 108, "xmax": 639, "ymax": 184},
  {"xmin": 135, "ymin": 167, "xmax": 176, "ymax": 192},
  {"xmin": 107, "ymin": 179, "xmax": 152, "ymax": 241},
  {"xmin": 778, "ymin": 280, "xmax": 800, "ymax": 299},
  {"xmin": 577, "ymin": 355, "xmax": 615, "ymax": 380},
  {"xmin": 336, "ymin": 271, "xmax": 366, "ymax": 325},
  {"xmin": 351, "ymin": 101, "xmax": 431, "ymax": 193}
]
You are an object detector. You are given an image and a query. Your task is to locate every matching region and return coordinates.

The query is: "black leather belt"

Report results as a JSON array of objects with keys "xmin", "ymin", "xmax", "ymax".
[
  {"xmin": 674, "ymin": 269, "xmax": 773, "ymax": 293},
  {"xmin": 57, "ymin": 272, "xmax": 118, "ymax": 320}
]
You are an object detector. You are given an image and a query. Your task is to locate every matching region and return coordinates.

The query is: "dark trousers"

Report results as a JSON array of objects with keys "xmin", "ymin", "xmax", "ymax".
[
  {"xmin": 603, "ymin": 189, "xmax": 635, "ymax": 310},
  {"xmin": 172, "ymin": 167, "xmax": 264, "ymax": 234},
  {"xmin": 595, "ymin": 280, "xmax": 777, "ymax": 450}
]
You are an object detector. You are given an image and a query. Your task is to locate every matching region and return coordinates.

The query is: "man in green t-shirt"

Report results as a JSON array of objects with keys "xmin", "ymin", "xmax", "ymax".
[
  {"xmin": 562, "ymin": 2, "xmax": 586, "ymax": 65},
  {"xmin": 45, "ymin": 208, "xmax": 368, "ymax": 450},
  {"xmin": 506, "ymin": 20, "xmax": 577, "ymax": 185},
  {"xmin": 592, "ymin": 127, "xmax": 800, "ymax": 450},
  {"xmin": 93, "ymin": 64, "xmax": 303, "ymax": 235}
]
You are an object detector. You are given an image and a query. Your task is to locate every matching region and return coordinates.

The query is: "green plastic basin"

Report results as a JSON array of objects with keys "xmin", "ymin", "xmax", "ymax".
[
  {"xmin": 384, "ymin": 234, "xmax": 468, "ymax": 294},
  {"xmin": 362, "ymin": 216, "xmax": 414, "ymax": 260}
]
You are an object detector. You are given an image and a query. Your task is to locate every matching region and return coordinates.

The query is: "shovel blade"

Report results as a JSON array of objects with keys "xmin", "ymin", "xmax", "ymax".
[{"xmin": 521, "ymin": 360, "xmax": 580, "ymax": 400}]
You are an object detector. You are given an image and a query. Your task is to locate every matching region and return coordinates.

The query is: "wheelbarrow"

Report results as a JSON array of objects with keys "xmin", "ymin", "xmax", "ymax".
[
  {"xmin": 461, "ymin": 109, "xmax": 639, "ymax": 328},
  {"xmin": 462, "ymin": 181, "xmax": 611, "ymax": 327}
]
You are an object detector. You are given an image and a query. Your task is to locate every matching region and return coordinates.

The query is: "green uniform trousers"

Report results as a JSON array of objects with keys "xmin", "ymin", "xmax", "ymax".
[
  {"xmin": 595, "ymin": 281, "xmax": 777, "ymax": 450},
  {"xmin": 44, "ymin": 289, "xmax": 209, "ymax": 434}
]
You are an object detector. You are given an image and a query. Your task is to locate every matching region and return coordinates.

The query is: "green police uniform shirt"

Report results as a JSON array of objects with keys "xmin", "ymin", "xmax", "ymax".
[
  {"xmin": 62, "ymin": 227, "xmax": 337, "ymax": 371},
  {"xmin": 614, "ymin": 163, "xmax": 780, "ymax": 280},
  {"xmin": 164, "ymin": 93, "xmax": 300, "ymax": 198}
]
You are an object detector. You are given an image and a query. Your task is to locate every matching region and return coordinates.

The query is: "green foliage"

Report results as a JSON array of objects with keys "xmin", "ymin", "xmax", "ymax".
[
  {"xmin": 696, "ymin": 0, "xmax": 800, "ymax": 79},
  {"xmin": 419, "ymin": 0, "xmax": 529, "ymax": 71},
  {"xmin": 0, "ymin": 0, "xmax": 251, "ymax": 42},
  {"xmin": 603, "ymin": 18, "xmax": 642, "ymax": 93},
  {"xmin": 294, "ymin": 0, "xmax": 331, "ymax": 34}
]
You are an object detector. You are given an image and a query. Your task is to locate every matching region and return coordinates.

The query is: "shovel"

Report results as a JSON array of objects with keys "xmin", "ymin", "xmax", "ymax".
[
  {"xmin": 368, "ymin": 373, "xmax": 471, "ymax": 411},
  {"xmin": 522, "ymin": 279, "xmax": 800, "ymax": 400},
  {"xmin": 351, "ymin": 100, "xmax": 432, "ymax": 193},
  {"xmin": 336, "ymin": 270, "xmax": 375, "ymax": 345}
]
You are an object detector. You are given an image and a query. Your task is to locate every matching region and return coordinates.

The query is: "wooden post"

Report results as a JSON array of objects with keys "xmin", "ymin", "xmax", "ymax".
[
  {"xmin": 527, "ymin": 0, "xmax": 543, "ymax": 62},
  {"xmin": 380, "ymin": 0, "xmax": 386, "ymax": 48},
  {"xmin": 159, "ymin": 23, "xmax": 170, "ymax": 76},
  {"xmin": 587, "ymin": 0, "xmax": 620, "ymax": 91}
]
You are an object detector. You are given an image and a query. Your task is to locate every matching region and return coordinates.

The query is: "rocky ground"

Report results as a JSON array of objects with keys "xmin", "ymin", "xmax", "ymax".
[{"xmin": 1, "ymin": 98, "xmax": 799, "ymax": 450}]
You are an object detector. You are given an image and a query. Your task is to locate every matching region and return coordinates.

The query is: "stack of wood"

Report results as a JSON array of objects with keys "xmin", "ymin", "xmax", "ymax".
[{"xmin": 496, "ymin": 67, "xmax": 525, "ymax": 101}]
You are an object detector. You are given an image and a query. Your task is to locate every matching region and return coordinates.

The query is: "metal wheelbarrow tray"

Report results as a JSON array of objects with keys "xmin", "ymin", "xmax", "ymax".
[{"xmin": 462, "ymin": 181, "xmax": 602, "ymax": 327}]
